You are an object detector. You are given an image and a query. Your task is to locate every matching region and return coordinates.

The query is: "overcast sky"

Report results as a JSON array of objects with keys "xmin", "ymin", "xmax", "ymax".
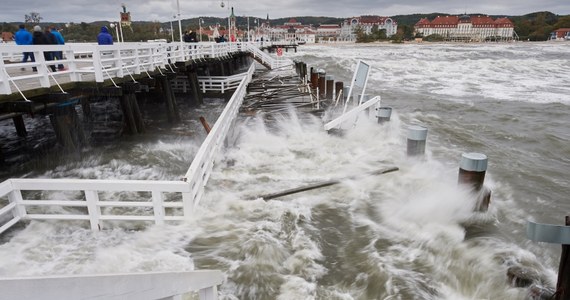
[{"xmin": 2, "ymin": 0, "xmax": 569, "ymax": 23}]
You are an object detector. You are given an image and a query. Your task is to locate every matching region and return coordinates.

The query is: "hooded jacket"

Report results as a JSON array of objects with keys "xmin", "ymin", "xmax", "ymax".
[
  {"xmin": 97, "ymin": 26, "xmax": 113, "ymax": 45},
  {"xmin": 15, "ymin": 27, "xmax": 33, "ymax": 45}
]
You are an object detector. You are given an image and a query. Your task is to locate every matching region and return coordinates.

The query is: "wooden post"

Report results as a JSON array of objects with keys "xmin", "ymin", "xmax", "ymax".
[
  {"xmin": 120, "ymin": 93, "xmax": 138, "ymax": 135},
  {"xmin": 186, "ymin": 70, "xmax": 203, "ymax": 106},
  {"xmin": 335, "ymin": 81, "xmax": 343, "ymax": 100},
  {"xmin": 325, "ymin": 76, "xmax": 334, "ymax": 100},
  {"xmin": 318, "ymin": 72, "xmax": 326, "ymax": 98},
  {"xmin": 156, "ymin": 75, "xmax": 180, "ymax": 123},
  {"xmin": 81, "ymin": 97, "xmax": 92, "ymax": 121},
  {"xmin": 129, "ymin": 93, "xmax": 145, "ymax": 133},
  {"xmin": 12, "ymin": 115, "xmax": 27, "ymax": 137},
  {"xmin": 199, "ymin": 116, "xmax": 211, "ymax": 134},
  {"xmin": 555, "ymin": 216, "xmax": 570, "ymax": 300},
  {"xmin": 407, "ymin": 125, "xmax": 428, "ymax": 157},
  {"xmin": 458, "ymin": 152, "xmax": 491, "ymax": 211},
  {"xmin": 310, "ymin": 68, "xmax": 318, "ymax": 89}
]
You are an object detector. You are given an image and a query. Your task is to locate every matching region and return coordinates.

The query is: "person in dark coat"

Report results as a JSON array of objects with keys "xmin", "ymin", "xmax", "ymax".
[
  {"xmin": 44, "ymin": 27, "xmax": 58, "ymax": 71},
  {"xmin": 188, "ymin": 30, "xmax": 197, "ymax": 42},
  {"xmin": 183, "ymin": 31, "xmax": 192, "ymax": 42},
  {"xmin": 32, "ymin": 25, "xmax": 56, "ymax": 72},
  {"xmin": 50, "ymin": 26, "xmax": 65, "ymax": 70},
  {"xmin": 97, "ymin": 26, "xmax": 113, "ymax": 45},
  {"xmin": 14, "ymin": 24, "xmax": 34, "ymax": 69}
]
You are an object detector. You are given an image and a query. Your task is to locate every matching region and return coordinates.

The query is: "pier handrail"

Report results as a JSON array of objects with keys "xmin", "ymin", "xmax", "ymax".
[
  {"xmin": 324, "ymin": 96, "xmax": 382, "ymax": 131},
  {"xmin": 0, "ymin": 42, "xmax": 269, "ymax": 96},
  {"xmin": 182, "ymin": 63, "xmax": 255, "ymax": 207},
  {"xmin": 0, "ymin": 270, "xmax": 223, "ymax": 300}
]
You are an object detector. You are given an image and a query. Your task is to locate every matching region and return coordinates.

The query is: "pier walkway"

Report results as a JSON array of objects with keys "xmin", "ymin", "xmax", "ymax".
[{"xmin": 0, "ymin": 41, "xmax": 292, "ymax": 100}]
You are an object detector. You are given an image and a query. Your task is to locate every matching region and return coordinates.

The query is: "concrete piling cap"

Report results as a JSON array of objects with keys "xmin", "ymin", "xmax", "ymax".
[
  {"xmin": 325, "ymin": 75, "xmax": 334, "ymax": 80},
  {"xmin": 376, "ymin": 107, "xmax": 392, "ymax": 117},
  {"xmin": 407, "ymin": 125, "xmax": 428, "ymax": 141},
  {"xmin": 460, "ymin": 153, "xmax": 488, "ymax": 172}
]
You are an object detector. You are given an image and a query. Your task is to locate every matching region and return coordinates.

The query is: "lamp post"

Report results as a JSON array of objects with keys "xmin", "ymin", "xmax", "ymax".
[
  {"xmin": 199, "ymin": 18, "xmax": 204, "ymax": 42},
  {"xmin": 247, "ymin": 16, "xmax": 250, "ymax": 42},
  {"xmin": 109, "ymin": 23, "xmax": 120, "ymax": 42},
  {"xmin": 176, "ymin": 0, "xmax": 183, "ymax": 43},
  {"xmin": 169, "ymin": 15, "xmax": 175, "ymax": 42}
]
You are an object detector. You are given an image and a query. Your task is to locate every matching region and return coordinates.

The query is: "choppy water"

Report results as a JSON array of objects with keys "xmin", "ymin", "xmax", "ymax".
[{"xmin": 1, "ymin": 42, "xmax": 570, "ymax": 299}]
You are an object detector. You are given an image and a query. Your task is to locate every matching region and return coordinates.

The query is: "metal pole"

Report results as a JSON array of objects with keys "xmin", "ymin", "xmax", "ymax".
[
  {"xmin": 119, "ymin": 21, "xmax": 124, "ymax": 43},
  {"xmin": 199, "ymin": 18, "xmax": 203, "ymax": 42},
  {"xmin": 176, "ymin": 0, "xmax": 183, "ymax": 42},
  {"xmin": 247, "ymin": 16, "xmax": 250, "ymax": 42},
  {"xmin": 170, "ymin": 19, "xmax": 174, "ymax": 42}
]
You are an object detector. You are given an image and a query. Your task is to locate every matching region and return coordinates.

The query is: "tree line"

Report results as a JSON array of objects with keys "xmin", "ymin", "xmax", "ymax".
[{"xmin": 1, "ymin": 11, "xmax": 568, "ymax": 43}]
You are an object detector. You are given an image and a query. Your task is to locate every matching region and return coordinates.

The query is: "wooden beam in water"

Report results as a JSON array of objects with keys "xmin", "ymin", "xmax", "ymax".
[{"xmin": 258, "ymin": 166, "xmax": 399, "ymax": 201}]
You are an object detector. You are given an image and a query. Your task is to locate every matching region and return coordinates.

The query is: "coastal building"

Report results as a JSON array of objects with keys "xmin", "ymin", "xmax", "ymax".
[
  {"xmin": 414, "ymin": 15, "xmax": 515, "ymax": 42},
  {"xmin": 340, "ymin": 15, "xmax": 398, "ymax": 41},
  {"xmin": 549, "ymin": 28, "xmax": 570, "ymax": 40},
  {"xmin": 266, "ymin": 18, "xmax": 316, "ymax": 44},
  {"xmin": 316, "ymin": 24, "xmax": 341, "ymax": 41}
]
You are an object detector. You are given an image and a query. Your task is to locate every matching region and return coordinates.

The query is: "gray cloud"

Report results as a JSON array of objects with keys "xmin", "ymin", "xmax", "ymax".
[{"xmin": 2, "ymin": 0, "xmax": 569, "ymax": 23}]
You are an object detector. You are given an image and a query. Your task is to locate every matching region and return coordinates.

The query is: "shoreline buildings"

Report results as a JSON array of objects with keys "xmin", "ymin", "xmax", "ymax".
[
  {"xmin": 414, "ymin": 15, "xmax": 516, "ymax": 42},
  {"xmin": 340, "ymin": 16, "xmax": 398, "ymax": 41}
]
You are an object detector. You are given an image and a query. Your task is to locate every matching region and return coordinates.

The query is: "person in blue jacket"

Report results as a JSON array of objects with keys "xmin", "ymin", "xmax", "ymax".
[
  {"xmin": 50, "ymin": 26, "xmax": 65, "ymax": 70},
  {"xmin": 97, "ymin": 26, "xmax": 114, "ymax": 45},
  {"xmin": 14, "ymin": 24, "xmax": 34, "ymax": 69}
]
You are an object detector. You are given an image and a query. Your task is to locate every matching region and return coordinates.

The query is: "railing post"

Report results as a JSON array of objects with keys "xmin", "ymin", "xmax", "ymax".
[
  {"xmin": 151, "ymin": 190, "xmax": 165, "ymax": 225},
  {"xmin": 199, "ymin": 286, "xmax": 218, "ymax": 300},
  {"xmin": 0, "ymin": 54, "xmax": 11, "ymax": 94},
  {"xmin": 115, "ymin": 49, "xmax": 124, "ymax": 78},
  {"xmin": 66, "ymin": 48, "xmax": 80, "ymax": 82},
  {"xmin": 34, "ymin": 49, "xmax": 50, "ymax": 88},
  {"xmin": 92, "ymin": 48, "xmax": 104, "ymax": 82},
  {"xmin": 7, "ymin": 185, "xmax": 27, "ymax": 219},
  {"xmin": 84, "ymin": 190, "xmax": 101, "ymax": 231}
]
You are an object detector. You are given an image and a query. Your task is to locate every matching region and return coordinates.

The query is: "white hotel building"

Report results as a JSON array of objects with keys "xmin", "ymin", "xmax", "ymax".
[
  {"xmin": 340, "ymin": 15, "xmax": 398, "ymax": 41},
  {"xmin": 414, "ymin": 15, "xmax": 515, "ymax": 41}
]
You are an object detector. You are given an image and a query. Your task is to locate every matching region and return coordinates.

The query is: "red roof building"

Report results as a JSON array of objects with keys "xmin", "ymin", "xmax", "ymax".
[{"xmin": 414, "ymin": 14, "xmax": 515, "ymax": 41}]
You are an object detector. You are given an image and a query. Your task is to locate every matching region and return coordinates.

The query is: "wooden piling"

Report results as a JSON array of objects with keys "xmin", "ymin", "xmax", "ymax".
[
  {"xmin": 187, "ymin": 70, "xmax": 203, "ymax": 106},
  {"xmin": 326, "ymin": 76, "xmax": 334, "ymax": 100},
  {"xmin": 556, "ymin": 216, "xmax": 570, "ymax": 300},
  {"xmin": 458, "ymin": 152, "xmax": 491, "ymax": 211},
  {"xmin": 119, "ymin": 93, "xmax": 138, "ymax": 135},
  {"xmin": 12, "ymin": 115, "xmax": 27, "ymax": 137},
  {"xmin": 129, "ymin": 93, "xmax": 145, "ymax": 133},
  {"xmin": 407, "ymin": 125, "xmax": 428, "ymax": 157},
  {"xmin": 310, "ymin": 68, "xmax": 319, "ymax": 89},
  {"xmin": 49, "ymin": 105, "xmax": 85, "ymax": 151},
  {"xmin": 335, "ymin": 82, "xmax": 343, "ymax": 101},
  {"xmin": 318, "ymin": 72, "xmax": 326, "ymax": 98},
  {"xmin": 157, "ymin": 75, "xmax": 180, "ymax": 123}
]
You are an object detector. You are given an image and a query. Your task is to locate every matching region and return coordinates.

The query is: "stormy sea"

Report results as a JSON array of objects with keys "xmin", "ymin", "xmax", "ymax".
[{"xmin": 0, "ymin": 41, "xmax": 569, "ymax": 300}]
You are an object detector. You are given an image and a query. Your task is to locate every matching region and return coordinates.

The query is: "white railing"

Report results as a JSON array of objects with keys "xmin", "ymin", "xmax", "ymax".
[
  {"xmin": 172, "ymin": 71, "xmax": 248, "ymax": 94},
  {"xmin": 182, "ymin": 63, "xmax": 255, "ymax": 207},
  {"xmin": 0, "ymin": 63, "xmax": 256, "ymax": 235},
  {"xmin": 0, "ymin": 270, "xmax": 223, "ymax": 300},
  {"xmin": 243, "ymin": 43, "xmax": 293, "ymax": 69},
  {"xmin": 0, "ymin": 42, "xmax": 267, "ymax": 96},
  {"xmin": 324, "ymin": 96, "xmax": 382, "ymax": 131},
  {"xmin": 0, "ymin": 178, "xmax": 193, "ymax": 234}
]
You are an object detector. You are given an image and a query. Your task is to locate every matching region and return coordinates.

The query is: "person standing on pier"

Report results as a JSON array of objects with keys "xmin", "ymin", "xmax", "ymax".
[
  {"xmin": 14, "ymin": 24, "xmax": 34, "ymax": 71},
  {"xmin": 32, "ymin": 25, "xmax": 56, "ymax": 72},
  {"xmin": 97, "ymin": 26, "xmax": 114, "ymax": 45},
  {"xmin": 50, "ymin": 26, "xmax": 65, "ymax": 71}
]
